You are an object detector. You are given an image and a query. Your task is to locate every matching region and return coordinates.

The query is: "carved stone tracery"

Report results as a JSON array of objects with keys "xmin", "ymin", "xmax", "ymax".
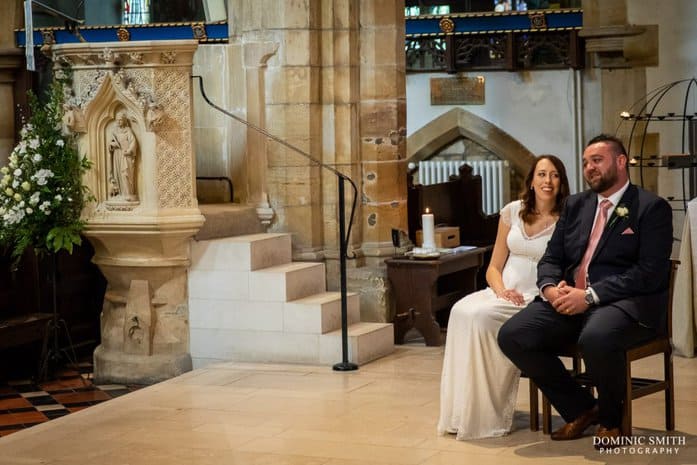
[
  {"xmin": 53, "ymin": 43, "xmax": 199, "ymax": 215},
  {"xmin": 154, "ymin": 69, "xmax": 193, "ymax": 208},
  {"xmin": 63, "ymin": 66, "xmax": 160, "ymax": 136}
]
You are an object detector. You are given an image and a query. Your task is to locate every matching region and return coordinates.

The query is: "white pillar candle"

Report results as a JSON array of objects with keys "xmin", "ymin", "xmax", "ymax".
[{"xmin": 422, "ymin": 208, "xmax": 436, "ymax": 250}]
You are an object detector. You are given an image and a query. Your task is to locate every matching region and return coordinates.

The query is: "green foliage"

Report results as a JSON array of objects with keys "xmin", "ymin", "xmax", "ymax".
[{"xmin": 0, "ymin": 70, "xmax": 92, "ymax": 263}]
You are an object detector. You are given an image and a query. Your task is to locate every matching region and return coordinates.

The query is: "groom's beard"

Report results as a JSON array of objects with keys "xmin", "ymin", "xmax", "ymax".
[{"xmin": 586, "ymin": 166, "xmax": 618, "ymax": 193}]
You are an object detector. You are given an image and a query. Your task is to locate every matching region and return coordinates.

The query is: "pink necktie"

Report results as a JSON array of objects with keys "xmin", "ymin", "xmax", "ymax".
[{"xmin": 575, "ymin": 199, "xmax": 612, "ymax": 289}]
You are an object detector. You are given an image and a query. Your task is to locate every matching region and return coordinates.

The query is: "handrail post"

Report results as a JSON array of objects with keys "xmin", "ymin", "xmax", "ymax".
[{"xmin": 333, "ymin": 177, "xmax": 358, "ymax": 371}]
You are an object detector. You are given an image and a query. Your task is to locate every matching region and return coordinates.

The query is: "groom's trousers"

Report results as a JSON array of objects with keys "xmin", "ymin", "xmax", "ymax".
[{"xmin": 497, "ymin": 299, "xmax": 655, "ymax": 429}]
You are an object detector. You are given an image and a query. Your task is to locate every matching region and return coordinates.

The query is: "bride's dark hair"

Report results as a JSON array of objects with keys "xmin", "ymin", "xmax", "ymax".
[{"xmin": 519, "ymin": 154, "xmax": 570, "ymax": 224}]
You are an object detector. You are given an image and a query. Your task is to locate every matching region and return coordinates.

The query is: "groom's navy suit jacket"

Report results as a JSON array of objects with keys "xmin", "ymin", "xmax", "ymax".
[{"xmin": 536, "ymin": 183, "xmax": 673, "ymax": 332}]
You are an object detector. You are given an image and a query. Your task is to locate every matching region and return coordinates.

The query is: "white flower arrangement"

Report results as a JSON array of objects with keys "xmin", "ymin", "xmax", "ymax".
[{"xmin": 0, "ymin": 70, "xmax": 92, "ymax": 262}]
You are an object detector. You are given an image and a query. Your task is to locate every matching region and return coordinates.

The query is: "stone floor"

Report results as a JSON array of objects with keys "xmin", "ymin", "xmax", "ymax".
[{"xmin": 0, "ymin": 345, "xmax": 695, "ymax": 465}]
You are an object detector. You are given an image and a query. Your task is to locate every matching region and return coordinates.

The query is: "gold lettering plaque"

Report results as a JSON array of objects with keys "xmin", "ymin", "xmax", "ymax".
[{"xmin": 430, "ymin": 76, "xmax": 485, "ymax": 105}]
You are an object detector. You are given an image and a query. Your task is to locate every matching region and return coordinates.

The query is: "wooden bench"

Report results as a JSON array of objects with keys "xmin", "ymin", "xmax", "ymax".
[{"xmin": 0, "ymin": 313, "xmax": 52, "ymax": 351}]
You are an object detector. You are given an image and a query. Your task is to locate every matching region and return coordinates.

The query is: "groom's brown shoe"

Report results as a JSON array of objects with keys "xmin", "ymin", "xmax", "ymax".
[{"xmin": 550, "ymin": 405, "xmax": 599, "ymax": 441}]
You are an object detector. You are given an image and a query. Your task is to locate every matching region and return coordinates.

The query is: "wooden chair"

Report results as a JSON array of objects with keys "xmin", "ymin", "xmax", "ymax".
[
  {"xmin": 525, "ymin": 347, "xmax": 582, "ymax": 432},
  {"xmin": 530, "ymin": 259, "xmax": 679, "ymax": 435}
]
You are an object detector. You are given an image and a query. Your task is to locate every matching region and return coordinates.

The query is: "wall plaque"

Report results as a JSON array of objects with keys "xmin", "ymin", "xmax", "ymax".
[{"xmin": 430, "ymin": 76, "xmax": 485, "ymax": 105}]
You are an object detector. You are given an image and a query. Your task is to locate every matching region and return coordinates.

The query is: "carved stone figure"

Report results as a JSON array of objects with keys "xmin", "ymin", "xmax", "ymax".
[
  {"xmin": 62, "ymin": 104, "xmax": 85, "ymax": 133},
  {"xmin": 108, "ymin": 111, "xmax": 138, "ymax": 201},
  {"xmin": 145, "ymin": 103, "xmax": 163, "ymax": 131}
]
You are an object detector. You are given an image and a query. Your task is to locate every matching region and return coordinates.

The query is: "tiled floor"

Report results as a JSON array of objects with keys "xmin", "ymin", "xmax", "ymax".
[
  {"xmin": 0, "ymin": 346, "xmax": 695, "ymax": 464},
  {"xmin": 0, "ymin": 363, "xmax": 141, "ymax": 437}
]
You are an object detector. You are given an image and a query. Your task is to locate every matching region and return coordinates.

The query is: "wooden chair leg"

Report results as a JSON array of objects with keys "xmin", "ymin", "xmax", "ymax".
[
  {"xmin": 529, "ymin": 379, "xmax": 539, "ymax": 431},
  {"xmin": 542, "ymin": 395, "xmax": 552, "ymax": 434},
  {"xmin": 665, "ymin": 350, "xmax": 675, "ymax": 430}
]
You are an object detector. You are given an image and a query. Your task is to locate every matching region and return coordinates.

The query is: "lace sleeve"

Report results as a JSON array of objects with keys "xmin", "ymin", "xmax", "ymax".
[{"xmin": 500, "ymin": 201, "xmax": 514, "ymax": 226}]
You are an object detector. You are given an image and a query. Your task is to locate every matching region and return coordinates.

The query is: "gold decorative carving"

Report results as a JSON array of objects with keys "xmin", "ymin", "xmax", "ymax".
[
  {"xmin": 41, "ymin": 30, "xmax": 56, "ymax": 45},
  {"xmin": 191, "ymin": 23, "xmax": 207, "ymax": 40},
  {"xmin": 117, "ymin": 28, "xmax": 130, "ymax": 41},
  {"xmin": 439, "ymin": 17, "xmax": 455, "ymax": 34},
  {"xmin": 529, "ymin": 13, "xmax": 547, "ymax": 29}
]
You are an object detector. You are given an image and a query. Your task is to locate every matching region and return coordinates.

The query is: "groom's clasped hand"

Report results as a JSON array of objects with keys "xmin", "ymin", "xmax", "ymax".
[{"xmin": 547, "ymin": 281, "xmax": 588, "ymax": 316}]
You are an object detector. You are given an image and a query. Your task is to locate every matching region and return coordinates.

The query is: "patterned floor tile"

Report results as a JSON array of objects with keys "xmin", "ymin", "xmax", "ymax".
[{"xmin": 0, "ymin": 362, "xmax": 142, "ymax": 437}]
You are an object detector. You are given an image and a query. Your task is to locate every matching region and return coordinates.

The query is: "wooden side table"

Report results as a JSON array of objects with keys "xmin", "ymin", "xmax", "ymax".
[{"xmin": 385, "ymin": 247, "xmax": 487, "ymax": 346}]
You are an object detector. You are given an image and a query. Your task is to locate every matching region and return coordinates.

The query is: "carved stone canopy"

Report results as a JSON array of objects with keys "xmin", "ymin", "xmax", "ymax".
[
  {"xmin": 48, "ymin": 42, "xmax": 192, "ymax": 135},
  {"xmin": 62, "ymin": 69, "xmax": 163, "ymax": 134}
]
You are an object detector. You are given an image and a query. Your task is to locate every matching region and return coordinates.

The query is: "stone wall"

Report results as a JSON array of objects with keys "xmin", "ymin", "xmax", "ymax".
[
  {"xmin": 407, "ymin": 70, "xmax": 585, "ymax": 192},
  {"xmin": 211, "ymin": 0, "xmax": 408, "ymax": 322}
]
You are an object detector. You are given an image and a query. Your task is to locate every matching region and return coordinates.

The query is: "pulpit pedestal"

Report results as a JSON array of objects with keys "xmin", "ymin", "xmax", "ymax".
[{"xmin": 50, "ymin": 40, "xmax": 204, "ymax": 384}]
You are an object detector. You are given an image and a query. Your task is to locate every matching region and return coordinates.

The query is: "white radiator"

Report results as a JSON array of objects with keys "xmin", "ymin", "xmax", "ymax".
[{"xmin": 417, "ymin": 160, "xmax": 510, "ymax": 215}]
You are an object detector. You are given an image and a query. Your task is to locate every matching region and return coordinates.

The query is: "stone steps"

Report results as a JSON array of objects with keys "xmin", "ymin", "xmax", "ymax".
[
  {"xmin": 189, "ymin": 233, "xmax": 394, "ymax": 367},
  {"xmin": 195, "ymin": 204, "xmax": 264, "ymax": 241},
  {"xmin": 319, "ymin": 321, "xmax": 395, "ymax": 366},
  {"xmin": 249, "ymin": 262, "xmax": 326, "ymax": 302},
  {"xmin": 284, "ymin": 291, "xmax": 360, "ymax": 334},
  {"xmin": 191, "ymin": 232, "xmax": 291, "ymax": 271}
]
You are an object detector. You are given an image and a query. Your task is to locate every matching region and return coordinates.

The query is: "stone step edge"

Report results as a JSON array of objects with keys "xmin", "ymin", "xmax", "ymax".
[{"xmin": 286, "ymin": 291, "xmax": 358, "ymax": 305}]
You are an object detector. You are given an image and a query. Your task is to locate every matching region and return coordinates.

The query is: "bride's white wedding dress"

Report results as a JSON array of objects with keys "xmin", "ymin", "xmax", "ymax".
[{"xmin": 437, "ymin": 200, "xmax": 556, "ymax": 440}]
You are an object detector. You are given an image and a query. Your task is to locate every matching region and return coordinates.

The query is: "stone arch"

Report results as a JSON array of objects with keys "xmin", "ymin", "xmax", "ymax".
[{"xmin": 406, "ymin": 108, "xmax": 536, "ymax": 180}]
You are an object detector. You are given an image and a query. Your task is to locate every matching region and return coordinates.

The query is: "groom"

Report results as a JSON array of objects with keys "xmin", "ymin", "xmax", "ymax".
[{"xmin": 498, "ymin": 134, "xmax": 673, "ymax": 443}]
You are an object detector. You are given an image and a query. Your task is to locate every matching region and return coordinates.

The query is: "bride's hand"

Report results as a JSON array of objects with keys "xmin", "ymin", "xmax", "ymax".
[{"xmin": 498, "ymin": 289, "xmax": 525, "ymax": 306}]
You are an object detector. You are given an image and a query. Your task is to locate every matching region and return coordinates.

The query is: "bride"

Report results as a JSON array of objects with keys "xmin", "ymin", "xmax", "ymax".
[{"xmin": 438, "ymin": 155, "xmax": 570, "ymax": 440}]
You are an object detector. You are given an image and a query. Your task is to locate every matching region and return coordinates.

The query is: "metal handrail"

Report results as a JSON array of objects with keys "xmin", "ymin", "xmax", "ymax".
[{"xmin": 192, "ymin": 75, "xmax": 358, "ymax": 371}]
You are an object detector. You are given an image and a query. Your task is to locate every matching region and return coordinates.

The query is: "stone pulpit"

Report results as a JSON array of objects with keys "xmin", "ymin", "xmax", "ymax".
[{"xmin": 50, "ymin": 40, "xmax": 204, "ymax": 384}]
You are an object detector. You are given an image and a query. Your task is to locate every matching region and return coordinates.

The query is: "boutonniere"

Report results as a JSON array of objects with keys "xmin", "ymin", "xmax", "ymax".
[{"xmin": 608, "ymin": 204, "xmax": 629, "ymax": 229}]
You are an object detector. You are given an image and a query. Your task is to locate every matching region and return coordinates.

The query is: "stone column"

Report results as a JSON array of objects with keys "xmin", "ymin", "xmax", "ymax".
[
  {"xmin": 358, "ymin": 0, "xmax": 408, "ymax": 262},
  {"xmin": 260, "ymin": 0, "xmax": 323, "ymax": 258},
  {"xmin": 244, "ymin": 41, "xmax": 277, "ymax": 224},
  {"xmin": 225, "ymin": 0, "xmax": 407, "ymax": 322},
  {"xmin": 228, "ymin": 0, "xmax": 324, "ymax": 252},
  {"xmin": 50, "ymin": 40, "xmax": 204, "ymax": 384},
  {"xmin": 344, "ymin": 0, "xmax": 406, "ymax": 322},
  {"xmin": 318, "ymin": 0, "xmax": 361, "ymax": 267}
]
